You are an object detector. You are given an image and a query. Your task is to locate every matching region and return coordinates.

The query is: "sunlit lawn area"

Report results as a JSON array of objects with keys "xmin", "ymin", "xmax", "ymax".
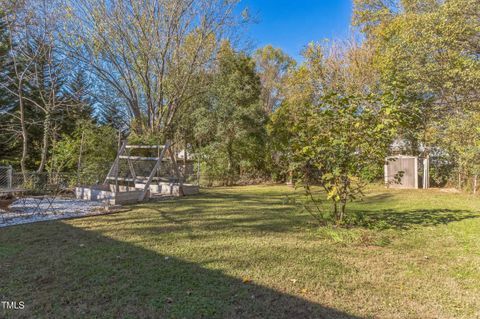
[{"xmin": 1, "ymin": 185, "xmax": 479, "ymax": 318}]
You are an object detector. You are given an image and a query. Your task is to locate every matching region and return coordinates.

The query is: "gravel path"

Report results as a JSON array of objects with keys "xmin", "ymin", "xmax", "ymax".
[{"xmin": 0, "ymin": 198, "xmax": 107, "ymax": 227}]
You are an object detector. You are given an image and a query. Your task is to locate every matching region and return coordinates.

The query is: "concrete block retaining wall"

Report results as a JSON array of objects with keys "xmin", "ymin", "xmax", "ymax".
[
  {"xmin": 75, "ymin": 186, "xmax": 144, "ymax": 205},
  {"xmin": 134, "ymin": 182, "xmax": 199, "ymax": 196},
  {"xmin": 76, "ymin": 183, "xmax": 198, "ymax": 205}
]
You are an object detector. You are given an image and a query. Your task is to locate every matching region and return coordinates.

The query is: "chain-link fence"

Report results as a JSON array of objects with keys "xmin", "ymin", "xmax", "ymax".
[
  {"xmin": 0, "ymin": 168, "xmax": 75, "ymax": 195},
  {"xmin": 0, "ymin": 166, "xmax": 13, "ymax": 190},
  {"xmin": 1, "ymin": 164, "xmax": 199, "ymax": 195},
  {"xmin": 0, "ymin": 163, "xmax": 199, "ymax": 227},
  {"xmin": 0, "ymin": 168, "xmax": 106, "ymax": 227},
  {"xmin": 111, "ymin": 158, "xmax": 200, "ymax": 186}
]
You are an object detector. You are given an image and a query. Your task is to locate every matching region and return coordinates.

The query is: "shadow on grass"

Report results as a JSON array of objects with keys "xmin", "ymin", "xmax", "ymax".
[
  {"xmin": 356, "ymin": 209, "xmax": 480, "ymax": 230},
  {"xmin": 0, "ymin": 221, "xmax": 362, "ymax": 319},
  {"xmin": 137, "ymin": 191, "xmax": 480, "ymax": 233},
  {"xmin": 124, "ymin": 192, "xmax": 311, "ymax": 235}
]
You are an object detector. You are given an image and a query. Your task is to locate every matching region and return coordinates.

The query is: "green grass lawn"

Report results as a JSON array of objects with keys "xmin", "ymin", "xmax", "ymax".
[{"xmin": 1, "ymin": 185, "xmax": 479, "ymax": 318}]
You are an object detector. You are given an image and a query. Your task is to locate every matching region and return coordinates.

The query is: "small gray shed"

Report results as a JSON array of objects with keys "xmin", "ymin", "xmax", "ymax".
[{"xmin": 384, "ymin": 156, "xmax": 418, "ymax": 189}]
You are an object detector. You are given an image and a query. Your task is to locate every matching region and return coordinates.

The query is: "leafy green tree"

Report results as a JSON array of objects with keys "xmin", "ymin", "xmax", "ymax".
[
  {"xmin": 269, "ymin": 40, "xmax": 381, "ymax": 184},
  {"xmin": 48, "ymin": 121, "xmax": 117, "ymax": 185},
  {"xmin": 195, "ymin": 42, "xmax": 266, "ymax": 185},
  {"xmin": 443, "ymin": 112, "xmax": 480, "ymax": 193},
  {"xmin": 266, "ymin": 100, "xmax": 296, "ymax": 182},
  {"xmin": 61, "ymin": 70, "xmax": 94, "ymax": 132},
  {"xmin": 281, "ymin": 42, "xmax": 397, "ymax": 225},
  {"xmin": 291, "ymin": 92, "xmax": 396, "ymax": 225},
  {"xmin": 254, "ymin": 45, "xmax": 296, "ymax": 114},
  {"xmin": 353, "ymin": 0, "xmax": 480, "ymax": 155}
]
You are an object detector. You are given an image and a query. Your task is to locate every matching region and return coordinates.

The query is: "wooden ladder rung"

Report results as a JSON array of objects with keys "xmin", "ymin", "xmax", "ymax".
[
  {"xmin": 106, "ymin": 177, "xmax": 136, "ymax": 182},
  {"xmin": 125, "ymin": 145, "xmax": 165, "ymax": 149},
  {"xmin": 119, "ymin": 156, "xmax": 159, "ymax": 161}
]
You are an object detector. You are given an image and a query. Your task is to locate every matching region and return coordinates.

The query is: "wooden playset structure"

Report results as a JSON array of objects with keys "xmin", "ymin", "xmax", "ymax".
[{"xmin": 76, "ymin": 141, "xmax": 199, "ymax": 204}]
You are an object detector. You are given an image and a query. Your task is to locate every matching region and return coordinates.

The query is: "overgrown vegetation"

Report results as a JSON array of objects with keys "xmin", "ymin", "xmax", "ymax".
[
  {"xmin": 0, "ymin": 0, "xmax": 479, "ymax": 222},
  {"xmin": 48, "ymin": 121, "xmax": 118, "ymax": 186}
]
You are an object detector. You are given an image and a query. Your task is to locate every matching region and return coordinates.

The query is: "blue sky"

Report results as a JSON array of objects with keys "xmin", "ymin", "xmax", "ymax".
[{"xmin": 239, "ymin": 0, "xmax": 353, "ymax": 61}]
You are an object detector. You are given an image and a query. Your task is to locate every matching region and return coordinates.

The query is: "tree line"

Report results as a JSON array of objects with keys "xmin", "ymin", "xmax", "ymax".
[{"xmin": 0, "ymin": 0, "xmax": 478, "ymax": 224}]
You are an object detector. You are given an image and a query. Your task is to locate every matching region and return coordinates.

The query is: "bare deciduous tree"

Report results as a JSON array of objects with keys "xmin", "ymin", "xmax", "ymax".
[
  {"xmin": 2, "ymin": 0, "xmax": 35, "ymax": 179},
  {"xmin": 2, "ymin": 0, "xmax": 71, "ymax": 173},
  {"xmin": 63, "ymin": 0, "xmax": 242, "ymax": 137}
]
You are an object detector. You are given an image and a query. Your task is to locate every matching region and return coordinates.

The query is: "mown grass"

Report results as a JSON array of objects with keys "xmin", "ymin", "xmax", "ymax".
[{"xmin": 1, "ymin": 185, "xmax": 479, "ymax": 318}]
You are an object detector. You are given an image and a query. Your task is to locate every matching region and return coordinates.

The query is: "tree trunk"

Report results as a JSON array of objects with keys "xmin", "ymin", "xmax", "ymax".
[
  {"xmin": 474, "ymin": 175, "xmax": 478, "ymax": 195},
  {"xmin": 37, "ymin": 111, "xmax": 52, "ymax": 173},
  {"xmin": 339, "ymin": 201, "xmax": 346, "ymax": 225},
  {"xmin": 226, "ymin": 142, "xmax": 234, "ymax": 186},
  {"xmin": 184, "ymin": 137, "xmax": 188, "ymax": 180},
  {"xmin": 19, "ymin": 82, "xmax": 28, "ymax": 183},
  {"xmin": 197, "ymin": 152, "xmax": 201, "ymax": 186},
  {"xmin": 333, "ymin": 201, "xmax": 338, "ymax": 225},
  {"xmin": 287, "ymin": 169, "xmax": 294, "ymax": 187},
  {"xmin": 77, "ymin": 131, "xmax": 85, "ymax": 186}
]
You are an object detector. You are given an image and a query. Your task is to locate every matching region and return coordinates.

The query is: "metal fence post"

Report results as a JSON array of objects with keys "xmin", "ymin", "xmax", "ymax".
[{"xmin": 7, "ymin": 165, "xmax": 13, "ymax": 189}]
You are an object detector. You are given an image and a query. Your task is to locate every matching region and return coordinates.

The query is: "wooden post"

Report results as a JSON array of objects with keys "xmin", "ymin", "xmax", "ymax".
[
  {"xmin": 422, "ymin": 155, "xmax": 430, "ymax": 189},
  {"xmin": 169, "ymin": 148, "xmax": 184, "ymax": 197},
  {"xmin": 117, "ymin": 130, "xmax": 122, "ymax": 150},
  {"xmin": 414, "ymin": 156, "xmax": 419, "ymax": 189},
  {"xmin": 138, "ymin": 142, "xmax": 170, "ymax": 201},
  {"xmin": 126, "ymin": 149, "xmax": 137, "ymax": 188},
  {"xmin": 105, "ymin": 141, "xmax": 127, "ymax": 185}
]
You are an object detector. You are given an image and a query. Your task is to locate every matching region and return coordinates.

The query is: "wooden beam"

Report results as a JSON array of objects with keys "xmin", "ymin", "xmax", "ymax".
[
  {"xmin": 106, "ymin": 177, "xmax": 136, "ymax": 182},
  {"xmin": 106, "ymin": 176, "xmax": 164, "ymax": 182},
  {"xmin": 133, "ymin": 176, "xmax": 164, "ymax": 181},
  {"xmin": 119, "ymin": 156, "xmax": 159, "ymax": 161},
  {"xmin": 138, "ymin": 141, "xmax": 170, "ymax": 201},
  {"xmin": 104, "ymin": 141, "xmax": 127, "ymax": 184},
  {"xmin": 125, "ymin": 145, "xmax": 164, "ymax": 149},
  {"xmin": 169, "ymin": 148, "xmax": 184, "ymax": 197},
  {"xmin": 126, "ymin": 150, "xmax": 137, "ymax": 181}
]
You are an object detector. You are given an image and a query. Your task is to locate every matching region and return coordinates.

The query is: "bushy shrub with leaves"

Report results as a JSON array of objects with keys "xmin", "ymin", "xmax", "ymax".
[
  {"xmin": 291, "ymin": 93, "xmax": 397, "ymax": 226},
  {"xmin": 48, "ymin": 121, "xmax": 118, "ymax": 186}
]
